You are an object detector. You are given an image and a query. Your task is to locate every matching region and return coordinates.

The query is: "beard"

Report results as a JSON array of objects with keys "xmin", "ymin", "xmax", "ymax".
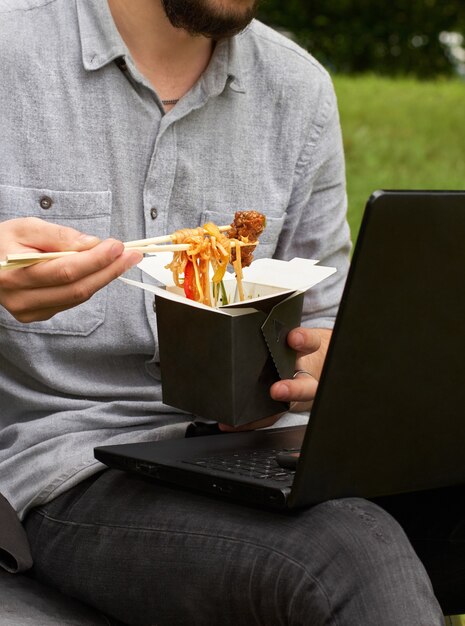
[{"xmin": 161, "ymin": 0, "xmax": 260, "ymax": 39}]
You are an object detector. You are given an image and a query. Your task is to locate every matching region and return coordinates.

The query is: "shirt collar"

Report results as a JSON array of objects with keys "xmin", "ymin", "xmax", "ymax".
[
  {"xmin": 76, "ymin": 0, "xmax": 128, "ymax": 71},
  {"xmin": 76, "ymin": 0, "xmax": 246, "ymax": 93},
  {"xmin": 205, "ymin": 32, "xmax": 246, "ymax": 95}
]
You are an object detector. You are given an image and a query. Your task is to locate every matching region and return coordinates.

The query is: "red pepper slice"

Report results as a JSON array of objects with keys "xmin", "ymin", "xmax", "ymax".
[{"xmin": 183, "ymin": 260, "xmax": 195, "ymax": 300}]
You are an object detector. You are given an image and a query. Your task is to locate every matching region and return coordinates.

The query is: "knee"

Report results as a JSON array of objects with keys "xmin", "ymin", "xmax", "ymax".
[
  {"xmin": 314, "ymin": 497, "xmax": 419, "ymax": 567},
  {"xmin": 285, "ymin": 498, "xmax": 442, "ymax": 624}
]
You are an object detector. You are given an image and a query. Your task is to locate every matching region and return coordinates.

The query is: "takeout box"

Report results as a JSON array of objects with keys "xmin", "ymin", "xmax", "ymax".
[{"xmin": 122, "ymin": 255, "xmax": 336, "ymax": 426}]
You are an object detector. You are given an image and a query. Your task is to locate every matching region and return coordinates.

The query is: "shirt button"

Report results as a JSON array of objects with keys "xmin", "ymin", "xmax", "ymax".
[
  {"xmin": 150, "ymin": 207, "xmax": 158, "ymax": 220},
  {"xmin": 39, "ymin": 196, "xmax": 53, "ymax": 210}
]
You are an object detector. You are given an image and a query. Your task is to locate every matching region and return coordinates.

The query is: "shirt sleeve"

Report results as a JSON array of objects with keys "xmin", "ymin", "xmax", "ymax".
[{"xmin": 274, "ymin": 72, "xmax": 352, "ymax": 329}]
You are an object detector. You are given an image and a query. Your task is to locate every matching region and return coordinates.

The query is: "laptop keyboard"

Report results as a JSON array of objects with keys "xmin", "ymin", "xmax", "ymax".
[{"xmin": 183, "ymin": 448, "xmax": 298, "ymax": 482}]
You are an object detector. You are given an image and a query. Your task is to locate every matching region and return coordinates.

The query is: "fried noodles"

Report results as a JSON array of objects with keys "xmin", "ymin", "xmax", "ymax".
[{"xmin": 165, "ymin": 211, "xmax": 266, "ymax": 306}]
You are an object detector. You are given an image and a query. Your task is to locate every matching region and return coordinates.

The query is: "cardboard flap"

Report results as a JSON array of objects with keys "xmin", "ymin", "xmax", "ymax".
[
  {"xmin": 261, "ymin": 292, "xmax": 305, "ymax": 380},
  {"xmin": 241, "ymin": 257, "xmax": 335, "ymax": 290},
  {"xmin": 133, "ymin": 254, "xmax": 336, "ymax": 309}
]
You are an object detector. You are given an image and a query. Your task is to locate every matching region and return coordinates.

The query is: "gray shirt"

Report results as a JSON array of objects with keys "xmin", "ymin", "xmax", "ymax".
[{"xmin": 0, "ymin": 0, "xmax": 351, "ymax": 519}]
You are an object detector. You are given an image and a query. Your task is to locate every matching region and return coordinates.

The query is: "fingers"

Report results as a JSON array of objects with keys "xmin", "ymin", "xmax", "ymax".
[
  {"xmin": 0, "ymin": 217, "xmax": 144, "ymax": 323},
  {"xmin": 218, "ymin": 329, "xmax": 327, "ymax": 432},
  {"xmin": 270, "ymin": 374, "xmax": 318, "ymax": 404},
  {"xmin": 0, "ymin": 240, "xmax": 143, "ymax": 322},
  {"xmin": 286, "ymin": 327, "xmax": 321, "ymax": 357},
  {"xmin": 2, "ymin": 240, "xmax": 132, "ymax": 289},
  {"xmin": 2, "ymin": 217, "xmax": 100, "ymax": 254}
]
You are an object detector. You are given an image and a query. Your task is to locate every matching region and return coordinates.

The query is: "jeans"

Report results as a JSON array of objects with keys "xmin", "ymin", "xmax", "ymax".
[
  {"xmin": 23, "ymin": 470, "xmax": 444, "ymax": 626},
  {"xmin": 375, "ymin": 484, "xmax": 465, "ymax": 618}
]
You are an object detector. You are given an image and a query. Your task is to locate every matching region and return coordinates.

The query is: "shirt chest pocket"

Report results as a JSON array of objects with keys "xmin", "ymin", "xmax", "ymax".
[{"xmin": 0, "ymin": 184, "xmax": 112, "ymax": 336}]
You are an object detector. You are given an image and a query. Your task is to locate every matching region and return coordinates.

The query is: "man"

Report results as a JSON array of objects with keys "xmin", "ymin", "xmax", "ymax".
[{"xmin": 0, "ymin": 0, "xmax": 444, "ymax": 624}]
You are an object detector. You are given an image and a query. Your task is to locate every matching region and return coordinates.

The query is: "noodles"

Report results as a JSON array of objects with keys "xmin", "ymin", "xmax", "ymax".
[{"xmin": 165, "ymin": 211, "xmax": 266, "ymax": 306}]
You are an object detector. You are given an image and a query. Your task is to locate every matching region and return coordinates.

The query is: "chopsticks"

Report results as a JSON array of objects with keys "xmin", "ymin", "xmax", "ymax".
[
  {"xmin": 0, "ymin": 226, "xmax": 255, "ymax": 271},
  {"xmin": 0, "ymin": 244, "xmax": 192, "ymax": 271},
  {"xmin": 123, "ymin": 225, "xmax": 231, "ymax": 248}
]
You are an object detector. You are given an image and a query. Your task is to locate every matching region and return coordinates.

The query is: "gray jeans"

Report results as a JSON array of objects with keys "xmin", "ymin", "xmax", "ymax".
[{"xmin": 23, "ymin": 470, "xmax": 444, "ymax": 626}]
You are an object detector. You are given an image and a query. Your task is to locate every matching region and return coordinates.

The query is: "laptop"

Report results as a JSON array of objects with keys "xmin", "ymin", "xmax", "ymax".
[{"xmin": 95, "ymin": 190, "xmax": 465, "ymax": 510}]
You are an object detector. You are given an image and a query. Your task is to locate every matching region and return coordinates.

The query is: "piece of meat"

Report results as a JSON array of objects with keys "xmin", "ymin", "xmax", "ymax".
[{"xmin": 228, "ymin": 210, "xmax": 266, "ymax": 267}]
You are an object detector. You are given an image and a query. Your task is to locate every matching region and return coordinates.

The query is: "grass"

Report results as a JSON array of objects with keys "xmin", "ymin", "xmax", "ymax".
[
  {"xmin": 332, "ymin": 74, "xmax": 465, "ymax": 241},
  {"xmin": 446, "ymin": 617, "xmax": 465, "ymax": 625}
]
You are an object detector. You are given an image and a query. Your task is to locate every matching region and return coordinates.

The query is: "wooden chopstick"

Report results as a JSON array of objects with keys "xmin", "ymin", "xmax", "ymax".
[
  {"xmin": 5, "ymin": 244, "xmax": 191, "ymax": 263},
  {"xmin": 0, "ymin": 239, "xmax": 257, "ymax": 271},
  {"xmin": 123, "ymin": 224, "xmax": 231, "ymax": 248},
  {"xmin": 5, "ymin": 250, "xmax": 81, "ymax": 262},
  {"xmin": 0, "ymin": 259, "xmax": 47, "ymax": 271},
  {"xmin": 0, "ymin": 244, "xmax": 190, "ymax": 270}
]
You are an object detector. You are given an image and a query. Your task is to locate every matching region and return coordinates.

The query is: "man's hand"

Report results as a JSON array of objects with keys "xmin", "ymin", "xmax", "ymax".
[
  {"xmin": 218, "ymin": 327, "xmax": 332, "ymax": 432},
  {"xmin": 270, "ymin": 327, "xmax": 332, "ymax": 409},
  {"xmin": 0, "ymin": 217, "xmax": 143, "ymax": 322}
]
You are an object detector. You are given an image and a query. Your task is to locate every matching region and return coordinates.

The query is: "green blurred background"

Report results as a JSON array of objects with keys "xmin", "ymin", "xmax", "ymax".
[{"xmin": 257, "ymin": 0, "xmax": 465, "ymax": 241}]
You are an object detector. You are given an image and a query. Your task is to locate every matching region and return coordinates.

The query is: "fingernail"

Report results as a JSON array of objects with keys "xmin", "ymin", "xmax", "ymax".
[
  {"xmin": 273, "ymin": 382, "xmax": 290, "ymax": 401},
  {"xmin": 110, "ymin": 242, "xmax": 124, "ymax": 260},
  {"xmin": 292, "ymin": 331, "xmax": 305, "ymax": 349},
  {"xmin": 126, "ymin": 251, "xmax": 143, "ymax": 266},
  {"xmin": 78, "ymin": 233, "xmax": 100, "ymax": 244}
]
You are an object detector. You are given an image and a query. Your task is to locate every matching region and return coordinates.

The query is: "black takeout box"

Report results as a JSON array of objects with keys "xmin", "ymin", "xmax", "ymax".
[
  {"xmin": 155, "ymin": 288, "xmax": 304, "ymax": 425},
  {"xmin": 123, "ymin": 256, "xmax": 336, "ymax": 427}
]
